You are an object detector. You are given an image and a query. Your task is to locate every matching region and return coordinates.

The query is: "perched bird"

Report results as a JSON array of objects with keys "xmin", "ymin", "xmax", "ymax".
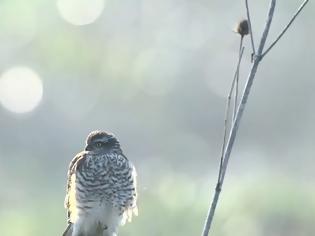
[{"xmin": 63, "ymin": 131, "xmax": 138, "ymax": 236}]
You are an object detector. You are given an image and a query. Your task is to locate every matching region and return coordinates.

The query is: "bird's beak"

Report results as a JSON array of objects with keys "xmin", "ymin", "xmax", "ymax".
[{"xmin": 85, "ymin": 144, "xmax": 92, "ymax": 151}]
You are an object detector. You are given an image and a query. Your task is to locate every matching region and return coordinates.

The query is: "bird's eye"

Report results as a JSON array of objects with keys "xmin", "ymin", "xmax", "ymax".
[{"xmin": 95, "ymin": 142, "xmax": 103, "ymax": 147}]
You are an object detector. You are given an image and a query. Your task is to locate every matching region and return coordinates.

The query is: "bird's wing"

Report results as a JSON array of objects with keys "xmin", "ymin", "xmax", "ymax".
[{"xmin": 64, "ymin": 151, "xmax": 87, "ymax": 222}]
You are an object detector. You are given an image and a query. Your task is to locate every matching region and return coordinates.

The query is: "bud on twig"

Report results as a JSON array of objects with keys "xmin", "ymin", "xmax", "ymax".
[{"xmin": 235, "ymin": 19, "xmax": 249, "ymax": 37}]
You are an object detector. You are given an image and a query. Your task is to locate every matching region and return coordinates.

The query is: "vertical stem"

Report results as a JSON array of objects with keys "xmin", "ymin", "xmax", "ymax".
[
  {"xmin": 245, "ymin": 0, "xmax": 256, "ymax": 55},
  {"xmin": 233, "ymin": 37, "xmax": 243, "ymax": 119},
  {"xmin": 220, "ymin": 0, "xmax": 276, "ymax": 185},
  {"xmin": 201, "ymin": 1, "xmax": 276, "ymax": 235},
  {"xmin": 218, "ymin": 46, "xmax": 244, "ymax": 183}
]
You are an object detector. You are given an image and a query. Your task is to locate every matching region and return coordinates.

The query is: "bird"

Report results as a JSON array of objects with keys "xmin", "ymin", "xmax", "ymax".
[{"xmin": 63, "ymin": 130, "xmax": 138, "ymax": 236}]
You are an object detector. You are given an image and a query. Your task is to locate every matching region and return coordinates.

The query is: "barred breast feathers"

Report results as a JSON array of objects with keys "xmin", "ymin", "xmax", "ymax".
[
  {"xmin": 64, "ymin": 151, "xmax": 138, "ymax": 224},
  {"xmin": 100, "ymin": 153, "xmax": 138, "ymax": 224}
]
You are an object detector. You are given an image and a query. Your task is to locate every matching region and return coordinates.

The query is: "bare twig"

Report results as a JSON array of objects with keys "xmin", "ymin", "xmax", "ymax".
[
  {"xmin": 245, "ymin": 0, "xmax": 256, "ymax": 55},
  {"xmin": 202, "ymin": 0, "xmax": 309, "ymax": 235},
  {"xmin": 234, "ymin": 74, "xmax": 239, "ymax": 119},
  {"xmin": 233, "ymin": 38, "xmax": 244, "ymax": 119},
  {"xmin": 211, "ymin": 46, "xmax": 245, "ymax": 233},
  {"xmin": 261, "ymin": 0, "xmax": 309, "ymax": 58},
  {"xmin": 218, "ymin": 46, "xmax": 245, "ymax": 184},
  {"xmin": 201, "ymin": 1, "xmax": 276, "ymax": 235},
  {"xmin": 202, "ymin": 44, "xmax": 245, "ymax": 236},
  {"xmin": 219, "ymin": 0, "xmax": 276, "ymax": 186}
]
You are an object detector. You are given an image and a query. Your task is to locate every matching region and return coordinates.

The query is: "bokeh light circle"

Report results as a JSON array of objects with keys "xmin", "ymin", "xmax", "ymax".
[
  {"xmin": 57, "ymin": 0, "xmax": 105, "ymax": 26},
  {"xmin": 0, "ymin": 67, "xmax": 43, "ymax": 113}
]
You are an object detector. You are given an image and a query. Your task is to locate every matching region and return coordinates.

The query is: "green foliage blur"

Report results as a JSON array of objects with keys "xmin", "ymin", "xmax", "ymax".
[{"xmin": 0, "ymin": 0, "xmax": 314, "ymax": 236}]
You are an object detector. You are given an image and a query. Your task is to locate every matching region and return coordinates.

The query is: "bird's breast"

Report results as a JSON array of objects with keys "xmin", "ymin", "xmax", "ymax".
[{"xmin": 74, "ymin": 153, "xmax": 132, "ymax": 207}]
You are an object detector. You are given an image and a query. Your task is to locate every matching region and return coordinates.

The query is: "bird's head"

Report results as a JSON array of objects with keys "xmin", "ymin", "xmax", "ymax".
[{"xmin": 85, "ymin": 130, "xmax": 121, "ymax": 153}]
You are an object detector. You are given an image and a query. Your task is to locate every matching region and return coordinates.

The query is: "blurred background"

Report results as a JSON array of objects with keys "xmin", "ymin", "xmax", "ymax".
[{"xmin": 0, "ymin": 0, "xmax": 314, "ymax": 235}]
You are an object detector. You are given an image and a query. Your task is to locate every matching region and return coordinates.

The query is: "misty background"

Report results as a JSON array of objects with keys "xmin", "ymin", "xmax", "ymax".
[{"xmin": 0, "ymin": 0, "xmax": 314, "ymax": 235}]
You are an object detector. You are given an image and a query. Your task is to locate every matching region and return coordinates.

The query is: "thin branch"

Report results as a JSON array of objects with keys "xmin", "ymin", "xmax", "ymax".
[
  {"xmin": 202, "ymin": 0, "xmax": 309, "ymax": 234},
  {"xmin": 218, "ymin": 46, "xmax": 245, "ymax": 184},
  {"xmin": 261, "ymin": 0, "xmax": 309, "ymax": 58},
  {"xmin": 245, "ymin": 0, "xmax": 256, "ymax": 55},
  {"xmin": 233, "ymin": 37, "xmax": 244, "ymax": 119},
  {"xmin": 220, "ymin": 0, "xmax": 276, "ymax": 186},
  {"xmin": 202, "ymin": 45, "xmax": 245, "ymax": 236},
  {"xmin": 201, "ymin": 1, "xmax": 276, "ymax": 236},
  {"xmin": 234, "ymin": 74, "xmax": 239, "ymax": 119}
]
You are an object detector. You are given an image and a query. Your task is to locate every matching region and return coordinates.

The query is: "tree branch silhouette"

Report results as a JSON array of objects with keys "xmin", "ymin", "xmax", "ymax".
[{"xmin": 201, "ymin": 1, "xmax": 309, "ymax": 236}]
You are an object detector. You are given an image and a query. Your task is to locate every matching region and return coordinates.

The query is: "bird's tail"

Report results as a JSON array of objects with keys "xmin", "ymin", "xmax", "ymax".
[{"xmin": 62, "ymin": 223, "xmax": 73, "ymax": 236}]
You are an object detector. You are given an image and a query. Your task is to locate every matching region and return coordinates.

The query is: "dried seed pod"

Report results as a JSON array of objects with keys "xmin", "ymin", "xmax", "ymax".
[{"xmin": 235, "ymin": 19, "xmax": 249, "ymax": 37}]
